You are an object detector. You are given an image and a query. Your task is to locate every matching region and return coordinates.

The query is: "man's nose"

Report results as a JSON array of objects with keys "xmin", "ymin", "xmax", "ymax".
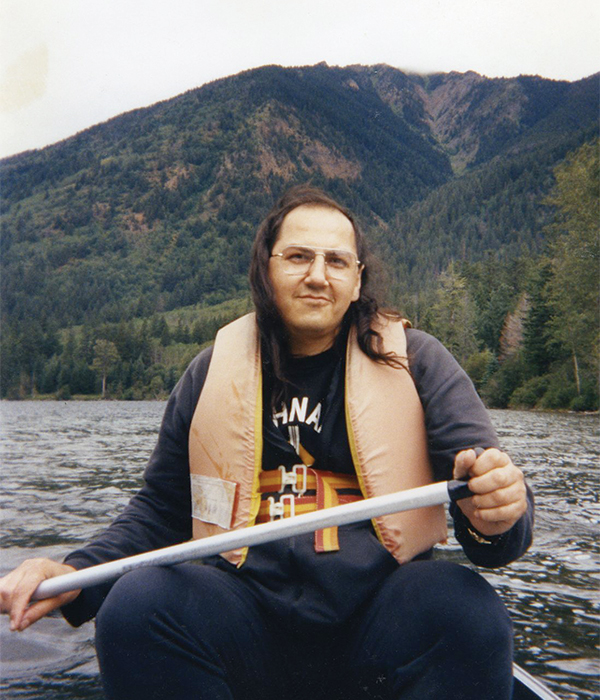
[{"xmin": 305, "ymin": 253, "xmax": 329, "ymax": 284}]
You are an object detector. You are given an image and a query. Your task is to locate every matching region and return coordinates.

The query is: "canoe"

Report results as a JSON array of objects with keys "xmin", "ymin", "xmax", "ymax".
[{"xmin": 513, "ymin": 664, "xmax": 561, "ymax": 699}]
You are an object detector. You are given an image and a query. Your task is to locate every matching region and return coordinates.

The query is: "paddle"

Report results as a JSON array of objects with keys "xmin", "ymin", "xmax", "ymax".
[{"xmin": 32, "ymin": 479, "xmax": 472, "ymax": 600}]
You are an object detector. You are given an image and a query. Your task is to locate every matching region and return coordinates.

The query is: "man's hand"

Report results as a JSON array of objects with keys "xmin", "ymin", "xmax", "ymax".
[
  {"xmin": 0, "ymin": 558, "xmax": 80, "ymax": 632},
  {"xmin": 454, "ymin": 448, "xmax": 528, "ymax": 537}
]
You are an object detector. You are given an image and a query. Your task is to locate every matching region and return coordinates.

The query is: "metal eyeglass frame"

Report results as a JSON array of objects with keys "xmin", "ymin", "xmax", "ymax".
[{"xmin": 270, "ymin": 245, "xmax": 362, "ymax": 278}]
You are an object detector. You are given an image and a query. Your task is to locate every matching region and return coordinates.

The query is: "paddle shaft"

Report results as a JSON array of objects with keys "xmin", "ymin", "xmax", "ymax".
[{"xmin": 33, "ymin": 479, "xmax": 471, "ymax": 600}]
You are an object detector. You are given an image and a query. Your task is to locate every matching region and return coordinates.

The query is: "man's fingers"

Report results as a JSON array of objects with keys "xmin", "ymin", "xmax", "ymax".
[
  {"xmin": 471, "ymin": 498, "xmax": 528, "ymax": 525},
  {"xmin": 0, "ymin": 558, "xmax": 79, "ymax": 632},
  {"xmin": 468, "ymin": 465, "xmax": 524, "ymax": 495},
  {"xmin": 2, "ymin": 569, "xmax": 33, "ymax": 630},
  {"xmin": 453, "ymin": 448, "xmax": 478, "ymax": 479},
  {"xmin": 467, "ymin": 448, "xmax": 509, "ymax": 475},
  {"xmin": 19, "ymin": 597, "xmax": 65, "ymax": 630},
  {"xmin": 10, "ymin": 587, "xmax": 79, "ymax": 631},
  {"xmin": 469, "ymin": 476, "xmax": 528, "ymax": 525},
  {"xmin": 471, "ymin": 480, "xmax": 526, "ymax": 510}
]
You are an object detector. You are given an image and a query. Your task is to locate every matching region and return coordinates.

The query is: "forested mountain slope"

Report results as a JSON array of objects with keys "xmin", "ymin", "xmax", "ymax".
[
  {"xmin": 1, "ymin": 63, "xmax": 597, "ymax": 404},
  {"xmin": 2, "ymin": 64, "xmax": 597, "ymax": 325}
]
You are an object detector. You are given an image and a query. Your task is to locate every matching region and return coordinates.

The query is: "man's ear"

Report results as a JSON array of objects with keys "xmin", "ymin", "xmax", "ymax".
[{"xmin": 351, "ymin": 267, "xmax": 363, "ymax": 302}]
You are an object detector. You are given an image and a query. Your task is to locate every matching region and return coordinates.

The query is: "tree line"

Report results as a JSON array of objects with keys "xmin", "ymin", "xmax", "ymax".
[{"xmin": 1, "ymin": 305, "xmax": 248, "ymax": 401}]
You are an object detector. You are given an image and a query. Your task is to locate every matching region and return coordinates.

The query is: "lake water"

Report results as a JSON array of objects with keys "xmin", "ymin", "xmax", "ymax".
[{"xmin": 0, "ymin": 402, "xmax": 598, "ymax": 699}]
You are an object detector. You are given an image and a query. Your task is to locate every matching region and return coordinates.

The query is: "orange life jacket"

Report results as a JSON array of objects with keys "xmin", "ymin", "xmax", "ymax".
[{"xmin": 188, "ymin": 313, "xmax": 447, "ymax": 566}]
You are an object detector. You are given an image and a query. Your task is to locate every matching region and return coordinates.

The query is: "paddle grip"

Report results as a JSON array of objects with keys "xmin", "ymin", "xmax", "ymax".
[{"xmin": 447, "ymin": 479, "xmax": 473, "ymax": 501}]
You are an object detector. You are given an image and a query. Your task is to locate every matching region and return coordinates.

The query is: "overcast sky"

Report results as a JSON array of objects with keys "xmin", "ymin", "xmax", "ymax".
[{"xmin": 1, "ymin": 0, "xmax": 598, "ymax": 159}]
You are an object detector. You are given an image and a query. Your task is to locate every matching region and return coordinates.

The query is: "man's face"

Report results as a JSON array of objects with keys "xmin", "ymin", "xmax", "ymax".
[{"xmin": 268, "ymin": 204, "xmax": 362, "ymax": 356}]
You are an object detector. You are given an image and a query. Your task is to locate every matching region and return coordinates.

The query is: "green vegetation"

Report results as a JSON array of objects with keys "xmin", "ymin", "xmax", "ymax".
[
  {"xmin": 417, "ymin": 141, "xmax": 599, "ymax": 411},
  {"xmin": 1, "ymin": 296, "xmax": 252, "ymax": 400},
  {"xmin": 0, "ymin": 64, "xmax": 597, "ymax": 408}
]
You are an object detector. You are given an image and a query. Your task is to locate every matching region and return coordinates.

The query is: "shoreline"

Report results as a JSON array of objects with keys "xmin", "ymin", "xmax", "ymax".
[{"xmin": 1, "ymin": 397, "xmax": 597, "ymax": 415}]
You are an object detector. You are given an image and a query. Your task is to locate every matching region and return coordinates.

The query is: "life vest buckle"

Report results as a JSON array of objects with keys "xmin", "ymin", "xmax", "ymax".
[
  {"xmin": 278, "ymin": 465, "xmax": 308, "ymax": 496},
  {"xmin": 267, "ymin": 494, "xmax": 295, "ymax": 521}
]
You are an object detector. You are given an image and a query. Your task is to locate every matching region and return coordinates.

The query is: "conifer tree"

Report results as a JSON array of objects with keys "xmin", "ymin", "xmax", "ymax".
[
  {"xmin": 426, "ymin": 265, "xmax": 479, "ymax": 366},
  {"xmin": 545, "ymin": 141, "xmax": 599, "ymax": 395},
  {"xmin": 92, "ymin": 339, "xmax": 120, "ymax": 398}
]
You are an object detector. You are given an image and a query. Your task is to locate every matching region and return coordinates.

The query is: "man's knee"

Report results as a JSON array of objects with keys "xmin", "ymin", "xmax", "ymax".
[
  {"xmin": 427, "ymin": 562, "xmax": 512, "ymax": 645},
  {"xmin": 96, "ymin": 566, "xmax": 172, "ymax": 647},
  {"xmin": 364, "ymin": 560, "xmax": 513, "ymax": 655},
  {"xmin": 343, "ymin": 561, "xmax": 513, "ymax": 698},
  {"xmin": 98, "ymin": 566, "xmax": 204, "ymax": 630}
]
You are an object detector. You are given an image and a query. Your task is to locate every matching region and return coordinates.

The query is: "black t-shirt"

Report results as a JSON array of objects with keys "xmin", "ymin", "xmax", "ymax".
[{"xmin": 263, "ymin": 341, "xmax": 353, "ymax": 474}]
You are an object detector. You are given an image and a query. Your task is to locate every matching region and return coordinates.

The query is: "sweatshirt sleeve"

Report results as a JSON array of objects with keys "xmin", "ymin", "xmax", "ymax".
[
  {"xmin": 407, "ymin": 329, "xmax": 534, "ymax": 568},
  {"xmin": 61, "ymin": 346, "xmax": 214, "ymax": 626}
]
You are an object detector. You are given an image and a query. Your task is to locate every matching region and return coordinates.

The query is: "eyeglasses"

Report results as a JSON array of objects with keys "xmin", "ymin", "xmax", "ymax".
[{"xmin": 271, "ymin": 245, "xmax": 361, "ymax": 280}]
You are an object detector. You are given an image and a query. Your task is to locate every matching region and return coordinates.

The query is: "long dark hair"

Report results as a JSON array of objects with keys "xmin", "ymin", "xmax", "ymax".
[{"xmin": 249, "ymin": 185, "xmax": 406, "ymax": 402}]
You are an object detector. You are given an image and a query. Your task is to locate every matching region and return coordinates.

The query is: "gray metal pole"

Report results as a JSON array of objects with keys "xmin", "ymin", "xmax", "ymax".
[{"xmin": 33, "ymin": 480, "xmax": 466, "ymax": 600}]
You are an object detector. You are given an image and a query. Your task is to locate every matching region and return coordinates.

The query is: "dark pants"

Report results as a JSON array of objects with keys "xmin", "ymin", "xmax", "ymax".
[{"xmin": 95, "ymin": 559, "xmax": 514, "ymax": 700}]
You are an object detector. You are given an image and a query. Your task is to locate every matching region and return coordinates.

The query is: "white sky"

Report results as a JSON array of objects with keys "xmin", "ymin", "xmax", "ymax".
[{"xmin": 1, "ymin": 0, "xmax": 598, "ymax": 159}]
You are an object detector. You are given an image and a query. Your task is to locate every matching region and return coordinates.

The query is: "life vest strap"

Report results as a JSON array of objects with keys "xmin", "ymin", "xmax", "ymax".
[
  {"xmin": 257, "ymin": 467, "xmax": 362, "ymax": 552},
  {"xmin": 259, "ymin": 466, "xmax": 360, "ymax": 495}
]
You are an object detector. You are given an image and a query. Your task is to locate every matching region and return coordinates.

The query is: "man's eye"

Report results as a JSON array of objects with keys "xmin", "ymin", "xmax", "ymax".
[
  {"xmin": 327, "ymin": 255, "xmax": 349, "ymax": 268},
  {"xmin": 287, "ymin": 251, "xmax": 312, "ymax": 263}
]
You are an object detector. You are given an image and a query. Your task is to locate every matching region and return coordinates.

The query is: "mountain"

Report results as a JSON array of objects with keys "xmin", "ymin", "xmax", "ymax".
[{"xmin": 1, "ymin": 63, "xmax": 598, "ymax": 332}]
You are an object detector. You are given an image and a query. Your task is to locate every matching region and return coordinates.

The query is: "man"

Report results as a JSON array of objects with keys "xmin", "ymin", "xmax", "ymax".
[{"xmin": 1, "ymin": 185, "xmax": 532, "ymax": 699}]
